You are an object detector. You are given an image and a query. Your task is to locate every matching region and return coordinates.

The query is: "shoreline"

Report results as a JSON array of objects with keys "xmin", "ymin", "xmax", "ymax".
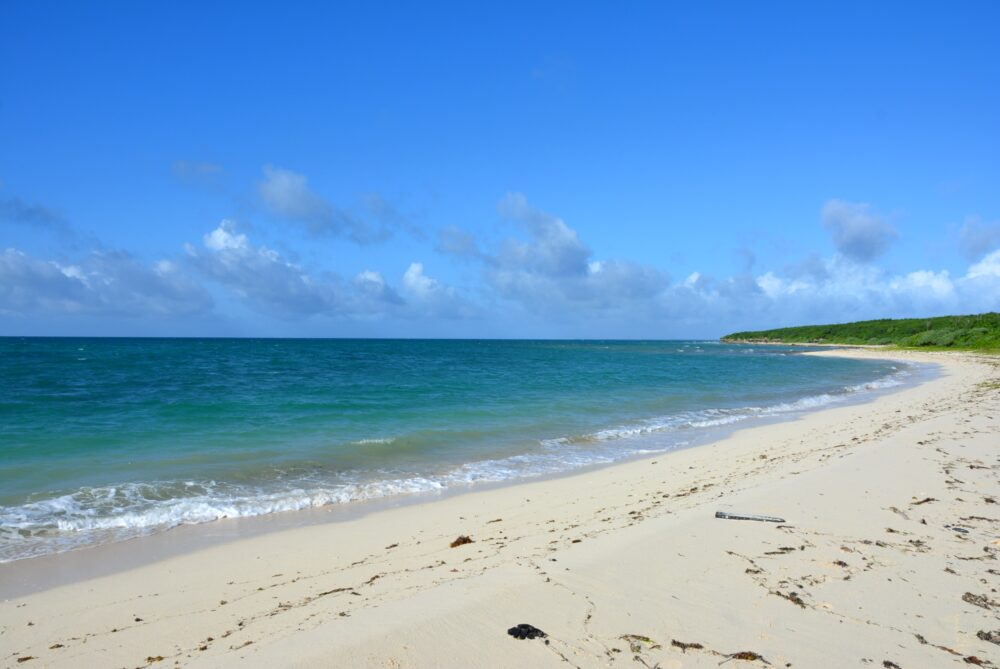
[
  {"xmin": 0, "ymin": 348, "xmax": 930, "ymax": 594},
  {"xmin": 2, "ymin": 349, "xmax": 998, "ymax": 667}
]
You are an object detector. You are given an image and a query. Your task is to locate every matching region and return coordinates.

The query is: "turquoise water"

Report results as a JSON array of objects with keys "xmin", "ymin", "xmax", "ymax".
[{"xmin": 0, "ymin": 338, "xmax": 909, "ymax": 561}]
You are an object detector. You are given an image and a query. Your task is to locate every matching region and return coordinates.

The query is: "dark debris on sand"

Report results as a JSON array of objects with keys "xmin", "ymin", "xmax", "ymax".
[
  {"xmin": 507, "ymin": 623, "xmax": 547, "ymax": 640},
  {"xmin": 450, "ymin": 535, "xmax": 473, "ymax": 548}
]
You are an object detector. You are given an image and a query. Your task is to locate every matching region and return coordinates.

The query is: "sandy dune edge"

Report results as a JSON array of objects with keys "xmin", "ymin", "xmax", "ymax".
[{"xmin": 2, "ymin": 349, "xmax": 999, "ymax": 668}]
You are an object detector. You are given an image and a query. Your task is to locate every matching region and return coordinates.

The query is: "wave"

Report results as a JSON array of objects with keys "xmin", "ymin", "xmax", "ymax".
[{"xmin": 0, "ymin": 364, "xmax": 911, "ymax": 563}]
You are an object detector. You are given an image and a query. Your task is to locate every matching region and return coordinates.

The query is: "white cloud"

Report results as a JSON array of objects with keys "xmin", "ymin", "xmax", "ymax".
[
  {"xmin": 188, "ymin": 222, "xmax": 469, "ymax": 320},
  {"xmin": 822, "ymin": 199, "xmax": 898, "ymax": 262},
  {"xmin": 476, "ymin": 193, "xmax": 667, "ymax": 312},
  {"xmin": 401, "ymin": 262, "xmax": 475, "ymax": 318},
  {"xmin": 402, "ymin": 262, "xmax": 438, "ymax": 299},
  {"xmin": 0, "ymin": 247, "xmax": 212, "ymax": 317},
  {"xmin": 671, "ymin": 253, "xmax": 1000, "ymax": 333},
  {"xmin": 352, "ymin": 269, "xmax": 404, "ymax": 307},
  {"xmin": 188, "ymin": 220, "xmax": 342, "ymax": 316},
  {"xmin": 435, "ymin": 195, "xmax": 999, "ymax": 335},
  {"xmin": 203, "ymin": 222, "xmax": 250, "ymax": 251},
  {"xmin": 967, "ymin": 248, "xmax": 1000, "ymax": 280}
]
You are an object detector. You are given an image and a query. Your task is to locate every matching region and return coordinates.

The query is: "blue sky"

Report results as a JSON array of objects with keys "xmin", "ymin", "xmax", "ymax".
[{"xmin": 2, "ymin": 1, "xmax": 999, "ymax": 338}]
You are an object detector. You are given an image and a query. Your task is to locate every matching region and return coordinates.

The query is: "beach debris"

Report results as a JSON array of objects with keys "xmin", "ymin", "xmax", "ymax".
[
  {"xmin": 621, "ymin": 634, "xmax": 662, "ymax": 653},
  {"xmin": 145, "ymin": 656, "xmax": 165, "ymax": 663},
  {"xmin": 508, "ymin": 623, "xmax": 546, "ymax": 640},
  {"xmin": 316, "ymin": 586, "xmax": 351, "ymax": 597},
  {"xmin": 450, "ymin": 535, "xmax": 473, "ymax": 548},
  {"xmin": 385, "ymin": 543, "xmax": 398, "ymax": 549},
  {"xmin": 773, "ymin": 590, "xmax": 807, "ymax": 608},
  {"xmin": 882, "ymin": 662, "xmax": 901, "ymax": 669},
  {"xmin": 715, "ymin": 511, "xmax": 785, "ymax": 523},
  {"xmin": 945, "ymin": 524, "xmax": 971, "ymax": 534},
  {"xmin": 912, "ymin": 497, "xmax": 937, "ymax": 505},
  {"xmin": 963, "ymin": 592, "xmax": 998, "ymax": 610},
  {"xmin": 16, "ymin": 658, "xmax": 35, "ymax": 664},
  {"xmin": 721, "ymin": 650, "xmax": 768, "ymax": 664},
  {"xmin": 764, "ymin": 546, "xmax": 797, "ymax": 555},
  {"xmin": 977, "ymin": 630, "xmax": 1000, "ymax": 646},
  {"xmin": 964, "ymin": 657, "xmax": 986, "ymax": 666},
  {"xmin": 671, "ymin": 639, "xmax": 704, "ymax": 652},
  {"xmin": 48, "ymin": 644, "xmax": 63, "ymax": 650}
]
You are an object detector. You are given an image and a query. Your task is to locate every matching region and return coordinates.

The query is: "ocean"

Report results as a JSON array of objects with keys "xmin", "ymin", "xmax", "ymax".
[{"xmin": 0, "ymin": 338, "xmax": 911, "ymax": 562}]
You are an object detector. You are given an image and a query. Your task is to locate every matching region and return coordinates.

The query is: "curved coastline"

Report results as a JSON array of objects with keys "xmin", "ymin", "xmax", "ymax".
[
  {"xmin": 1, "ymin": 346, "xmax": 936, "ymax": 591},
  {"xmin": 0, "ymin": 346, "xmax": 928, "ymax": 565}
]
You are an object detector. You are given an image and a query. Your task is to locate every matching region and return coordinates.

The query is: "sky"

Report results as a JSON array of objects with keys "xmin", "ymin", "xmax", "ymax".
[{"xmin": 1, "ymin": 1, "xmax": 999, "ymax": 339}]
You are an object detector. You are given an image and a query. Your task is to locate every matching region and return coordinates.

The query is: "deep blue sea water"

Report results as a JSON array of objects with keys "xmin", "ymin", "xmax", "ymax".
[{"xmin": 0, "ymin": 338, "xmax": 910, "ymax": 561}]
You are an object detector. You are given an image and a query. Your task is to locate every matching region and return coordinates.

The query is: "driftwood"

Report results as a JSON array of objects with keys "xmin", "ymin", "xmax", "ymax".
[{"xmin": 715, "ymin": 511, "xmax": 785, "ymax": 523}]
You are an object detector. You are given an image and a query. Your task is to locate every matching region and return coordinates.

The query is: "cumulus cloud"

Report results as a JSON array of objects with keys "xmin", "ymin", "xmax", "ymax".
[
  {"xmin": 352, "ymin": 269, "xmax": 404, "ymax": 307},
  {"xmin": 0, "ymin": 247, "xmax": 211, "ymax": 317},
  {"xmin": 187, "ymin": 220, "xmax": 342, "ymax": 316},
  {"xmin": 958, "ymin": 217, "xmax": 1000, "ymax": 261},
  {"xmin": 822, "ymin": 199, "xmax": 898, "ymax": 262},
  {"xmin": 0, "ymin": 196, "xmax": 74, "ymax": 237},
  {"xmin": 188, "ymin": 221, "xmax": 466, "ymax": 319},
  {"xmin": 401, "ymin": 262, "xmax": 476, "ymax": 318},
  {"xmin": 434, "ymin": 194, "xmax": 1000, "ymax": 335},
  {"xmin": 258, "ymin": 166, "xmax": 409, "ymax": 244},
  {"xmin": 672, "ymin": 252, "xmax": 1000, "ymax": 334},
  {"xmin": 966, "ymin": 248, "xmax": 1000, "ymax": 280},
  {"xmin": 447, "ymin": 193, "xmax": 668, "ymax": 313}
]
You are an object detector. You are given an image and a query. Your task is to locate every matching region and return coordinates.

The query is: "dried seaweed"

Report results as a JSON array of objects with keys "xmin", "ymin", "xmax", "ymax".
[
  {"xmin": 773, "ymin": 590, "xmax": 807, "ymax": 608},
  {"xmin": 722, "ymin": 650, "xmax": 769, "ymax": 664},
  {"xmin": 621, "ymin": 634, "xmax": 662, "ymax": 653},
  {"xmin": 963, "ymin": 592, "xmax": 997, "ymax": 610},
  {"xmin": 977, "ymin": 629, "xmax": 1000, "ymax": 646},
  {"xmin": 450, "ymin": 535, "xmax": 473, "ymax": 548}
]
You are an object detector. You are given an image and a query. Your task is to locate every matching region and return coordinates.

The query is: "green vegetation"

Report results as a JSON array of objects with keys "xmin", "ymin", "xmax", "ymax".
[{"xmin": 722, "ymin": 313, "xmax": 1000, "ymax": 351}]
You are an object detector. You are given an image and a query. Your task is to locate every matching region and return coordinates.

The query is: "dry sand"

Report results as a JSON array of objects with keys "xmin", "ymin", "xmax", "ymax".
[{"xmin": 2, "ymin": 349, "xmax": 999, "ymax": 668}]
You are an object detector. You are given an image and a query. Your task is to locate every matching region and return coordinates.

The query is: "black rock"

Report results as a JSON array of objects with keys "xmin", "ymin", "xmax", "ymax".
[{"xmin": 508, "ymin": 623, "xmax": 546, "ymax": 640}]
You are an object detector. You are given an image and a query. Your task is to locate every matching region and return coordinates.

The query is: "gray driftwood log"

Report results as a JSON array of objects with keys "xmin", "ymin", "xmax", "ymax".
[{"xmin": 715, "ymin": 511, "xmax": 786, "ymax": 523}]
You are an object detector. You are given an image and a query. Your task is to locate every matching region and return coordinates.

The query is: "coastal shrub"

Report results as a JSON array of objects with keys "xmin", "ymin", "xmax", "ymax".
[{"xmin": 722, "ymin": 312, "xmax": 1000, "ymax": 351}]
